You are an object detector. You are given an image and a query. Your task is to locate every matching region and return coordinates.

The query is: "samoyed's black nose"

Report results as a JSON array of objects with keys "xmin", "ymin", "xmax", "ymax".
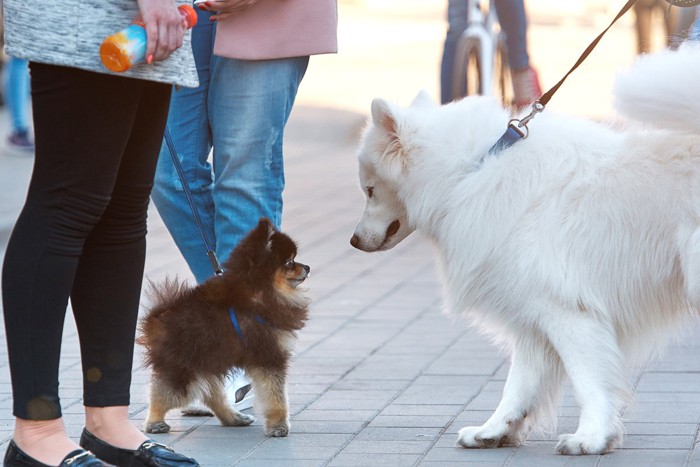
[
  {"xmin": 350, "ymin": 235, "xmax": 360, "ymax": 248},
  {"xmin": 386, "ymin": 220, "xmax": 400, "ymax": 237}
]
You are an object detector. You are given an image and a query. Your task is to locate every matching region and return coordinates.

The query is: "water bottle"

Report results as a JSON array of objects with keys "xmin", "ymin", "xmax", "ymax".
[{"xmin": 100, "ymin": 4, "xmax": 198, "ymax": 72}]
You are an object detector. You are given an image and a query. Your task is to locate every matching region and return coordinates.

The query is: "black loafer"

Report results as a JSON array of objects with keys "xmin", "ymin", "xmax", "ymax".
[
  {"xmin": 79, "ymin": 429, "xmax": 199, "ymax": 467},
  {"xmin": 4, "ymin": 440, "xmax": 114, "ymax": 466}
]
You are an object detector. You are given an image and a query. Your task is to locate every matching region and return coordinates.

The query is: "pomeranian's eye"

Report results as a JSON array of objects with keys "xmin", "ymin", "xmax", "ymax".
[
  {"xmin": 284, "ymin": 259, "xmax": 294, "ymax": 269},
  {"xmin": 366, "ymin": 187, "xmax": 374, "ymax": 198}
]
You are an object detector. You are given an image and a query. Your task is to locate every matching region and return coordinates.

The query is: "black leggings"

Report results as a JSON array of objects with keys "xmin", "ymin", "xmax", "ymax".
[{"xmin": 2, "ymin": 63, "xmax": 171, "ymax": 420}]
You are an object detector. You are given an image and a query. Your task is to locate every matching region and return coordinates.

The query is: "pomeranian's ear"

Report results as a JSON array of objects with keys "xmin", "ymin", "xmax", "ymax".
[
  {"xmin": 254, "ymin": 217, "xmax": 276, "ymax": 251},
  {"xmin": 222, "ymin": 218, "xmax": 277, "ymax": 273},
  {"xmin": 410, "ymin": 89, "xmax": 434, "ymax": 108}
]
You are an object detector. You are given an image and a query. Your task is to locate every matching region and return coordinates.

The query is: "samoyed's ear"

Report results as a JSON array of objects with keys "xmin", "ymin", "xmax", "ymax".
[
  {"xmin": 369, "ymin": 98, "xmax": 408, "ymax": 178},
  {"xmin": 371, "ymin": 98, "xmax": 398, "ymax": 136},
  {"xmin": 410, "ymin": 89, "xmax": 434, "ymax": 108}
]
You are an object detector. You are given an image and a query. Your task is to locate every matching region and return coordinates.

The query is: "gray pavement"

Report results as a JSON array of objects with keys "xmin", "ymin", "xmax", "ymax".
[{"xmin": 3, "ymin": 1, "xmax": 700, "ymax": 466}]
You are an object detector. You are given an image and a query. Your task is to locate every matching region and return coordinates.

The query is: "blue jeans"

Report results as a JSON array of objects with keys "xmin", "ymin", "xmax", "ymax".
[
  {"xmin": 4, "ymin": 56, "xmax": 31, "ymax": 133},
  {"xmin": 440, "ymin": 0, "xmax": 530, "ymax": 104},
  {"xmin": 690, "ymin": 10, "xmax": 700, "ymax": 40},
  {"xmin": 151, "ymin": 10, "xmax": 309, "ymax": 283}
]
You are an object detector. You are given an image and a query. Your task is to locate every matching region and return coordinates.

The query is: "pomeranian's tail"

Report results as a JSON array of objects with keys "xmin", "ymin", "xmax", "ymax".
[
  {"xmin": 614, "ymin": 42, "xmax": 700, "ymax": 132},
  {"xmin": 136, "ymin": 277, "xmax": 189, "ymax": 348}
]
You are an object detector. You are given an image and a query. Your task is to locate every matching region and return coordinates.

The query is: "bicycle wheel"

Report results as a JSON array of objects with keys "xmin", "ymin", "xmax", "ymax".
[
  {"xmin": 451, "ymin": 36, "xmax": 482, "ymax": 101},
  {"xmin": 493, "ymin": 35, "xmax": 512, "ymax": 106}
]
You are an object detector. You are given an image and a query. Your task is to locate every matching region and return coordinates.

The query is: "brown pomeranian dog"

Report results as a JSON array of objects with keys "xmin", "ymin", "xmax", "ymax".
[{"xmin": 138, "ymin": 218, "xmax": 310, "ymax": 437}]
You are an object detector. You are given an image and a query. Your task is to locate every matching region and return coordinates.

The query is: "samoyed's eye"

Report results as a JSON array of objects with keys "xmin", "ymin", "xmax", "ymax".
[{"xmin": 366, "ymin": 187, "xmax": 374, "ymax": 198}]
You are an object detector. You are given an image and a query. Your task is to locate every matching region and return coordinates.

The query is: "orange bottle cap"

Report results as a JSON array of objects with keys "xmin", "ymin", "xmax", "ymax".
[
  {"xmin": 178, "ymin": 4, "xmax": 198, "ymax": 29},
  {"xmin": 100, "ymin": 41, "xmax": 131, "ymax": 72}
]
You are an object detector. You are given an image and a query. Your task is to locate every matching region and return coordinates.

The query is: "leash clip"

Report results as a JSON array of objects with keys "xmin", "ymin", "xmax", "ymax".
[
  {"xmin": 208, "ymin": 250, "xmax": 224, "ymax": 276},
  {"xmin": 479, "ymin": 100, "xmax": 545, "ymax": 166},
  {"xmin": 512, "ymin": 100, "xmax": 545, "ymax": 136}
]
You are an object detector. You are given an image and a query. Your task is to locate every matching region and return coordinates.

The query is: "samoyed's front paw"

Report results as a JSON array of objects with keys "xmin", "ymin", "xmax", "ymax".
[
  {"xmin": 457, "ymin": 425, "xmax": 524, "ymax": 449},
  {"xmin": 457, "ymin": 427, "xmax": 487, "ymax": 448},
  {"xmin": 556, "ymin": 432, "xmax": 617, "ymax": 455}
]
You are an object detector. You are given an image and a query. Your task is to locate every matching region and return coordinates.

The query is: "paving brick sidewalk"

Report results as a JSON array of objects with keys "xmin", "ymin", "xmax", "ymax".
[
  {"xmin": 2, "ymin": 102, "xmax": 700, "ymax": 466},
  {"xmin": 3, "ymin": 1, "xmax": 700, "ymax": 466}
]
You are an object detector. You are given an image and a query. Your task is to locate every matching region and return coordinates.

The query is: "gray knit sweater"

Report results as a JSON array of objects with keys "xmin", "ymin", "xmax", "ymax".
[{"xmin": 3, "ymin": 0, "xmax": 198, "ymax": 88}]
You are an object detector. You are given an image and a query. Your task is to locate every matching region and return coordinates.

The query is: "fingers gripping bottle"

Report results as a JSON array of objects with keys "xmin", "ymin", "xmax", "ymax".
[{"xmin": 100, "ymin": 4, "xmax": 198, "ymax": 72}]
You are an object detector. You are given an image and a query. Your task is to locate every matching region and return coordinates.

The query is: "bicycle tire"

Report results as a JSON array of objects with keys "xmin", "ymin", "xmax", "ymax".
[
  {"xmin": 451, "ymin": 36, "xmax": 482, "ymax": 101},
  {"xmin": 494, "ymin": 35, "xmax": 512, "ymax": 106}
]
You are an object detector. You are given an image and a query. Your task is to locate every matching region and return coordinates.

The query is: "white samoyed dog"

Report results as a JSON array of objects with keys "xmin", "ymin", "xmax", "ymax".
[{"xmin": 350, "ymin": 44, "xmax": 700, "ymax": 455}]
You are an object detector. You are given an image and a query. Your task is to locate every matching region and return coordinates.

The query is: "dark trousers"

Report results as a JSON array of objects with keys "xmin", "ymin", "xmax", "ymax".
[{"xmin": 2, "ymin": 63, "xmax": 171, "ymax": 420}]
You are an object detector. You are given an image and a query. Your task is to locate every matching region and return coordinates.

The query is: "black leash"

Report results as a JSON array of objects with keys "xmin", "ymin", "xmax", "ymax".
[
  {"xmin": 164, "ymin": 129, "xmax": 262, "ymax": 349},
  {"xmin": 483, "ymin": 0, "xmax": 641, "ymax": 161},
  {"xmin": 163, "ymin": 127, "xmax": 224, "ymax": 276}
]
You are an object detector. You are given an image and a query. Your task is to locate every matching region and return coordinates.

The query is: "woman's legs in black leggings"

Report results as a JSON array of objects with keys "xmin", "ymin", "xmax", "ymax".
[
  {"xmin": 2, "ymin": 63, "xmax": 170, "ymax": 462},
  {"xmin": 70, "ymin": 73, "xmax": 172, "ymax": 410}
]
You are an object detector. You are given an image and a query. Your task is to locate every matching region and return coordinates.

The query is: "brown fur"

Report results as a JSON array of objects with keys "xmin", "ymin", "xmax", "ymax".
[{"xmin": 138, "ymin": 218, "xmax": 310, "ymax": 437}]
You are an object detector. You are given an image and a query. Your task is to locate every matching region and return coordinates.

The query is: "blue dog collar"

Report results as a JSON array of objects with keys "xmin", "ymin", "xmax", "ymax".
[
  {"xmin": 487, "ymin": 121, "xmax": 526, "ymax": 156},
  {"xmin": 228, "ymin": 307, "xmax": 269, "ymax": 341},
  {"xmin": 229, "ymin": 307, "xmax": 244, "ymax": 340},
  {"xmin": 477, "ymin": 102, "xmax": 544, "ymax": 168}
]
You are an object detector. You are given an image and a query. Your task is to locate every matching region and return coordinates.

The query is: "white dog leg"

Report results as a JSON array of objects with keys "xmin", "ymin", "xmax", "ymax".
[
  {"xmin": 542, "ymin": 311, "xmax": 626, "ymax": 455},
  {"xmin": 458, "ymin": 334, "xmax": 563, "ymax": 449}
]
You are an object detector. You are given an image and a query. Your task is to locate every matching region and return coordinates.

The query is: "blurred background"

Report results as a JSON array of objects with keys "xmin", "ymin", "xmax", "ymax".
[
  {"xmin": 1, "ymin": 0, "xmax": 694, "ymax": 247},
  {"xmin": 294, "ymin": 0, "xmax": 691, "ymax": 122}
]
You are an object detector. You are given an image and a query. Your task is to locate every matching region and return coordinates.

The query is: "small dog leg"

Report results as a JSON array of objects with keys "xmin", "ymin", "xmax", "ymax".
[
  {"xmin": 145, "ymin": 376, "xmax": 179, "ymax": 434},
  {"xmin": 181, "ymin": 405, "xmax": 214, "ymax": 417},
  {"xmin": 203, "ymin": 378, "xmax": 255, "ymax": 427},
  {"xmin": 248, "ymin": 368, "xmax": 290, "ymax": 437}
]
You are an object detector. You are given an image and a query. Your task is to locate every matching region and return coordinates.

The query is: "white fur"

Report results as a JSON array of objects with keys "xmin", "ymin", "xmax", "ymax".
[{"xmin": 351, "ymin": 44, "xmax": 700, "ymax": 455}]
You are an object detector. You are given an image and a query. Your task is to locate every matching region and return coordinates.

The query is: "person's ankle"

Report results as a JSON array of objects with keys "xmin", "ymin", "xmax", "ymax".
[
  {"xmin": 84, "ymin": 406, "xmax": 147, "ymax": 451},
  {"xmin": 13, "ymin": 418, "xmax": 81, "ymax": 465}
]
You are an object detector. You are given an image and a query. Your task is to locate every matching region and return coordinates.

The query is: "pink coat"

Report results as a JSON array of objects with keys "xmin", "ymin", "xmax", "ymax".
[{"xmin": 213, "ymin": 0, "xmax": 338, "ymax": 60}]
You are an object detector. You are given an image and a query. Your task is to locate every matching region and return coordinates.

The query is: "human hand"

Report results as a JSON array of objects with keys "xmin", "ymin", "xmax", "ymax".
[
  {"xmin": 196, "ymin": 0, "xmax": 260, "ymax": 21},
  {"xmin": 137, "ymin": 0, "xmax": 187, "ymax": 63}
]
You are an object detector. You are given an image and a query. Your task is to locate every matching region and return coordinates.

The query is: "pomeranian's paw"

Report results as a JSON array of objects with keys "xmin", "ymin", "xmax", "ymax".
[
  {"xmin": 221, "ymin": 412, "xmax": 255, "ymax": 427},
  {"xmin": 181, "ymin": 406, "xmax": 214, "ymax": 417},
  {"xmin": 145, "ymin": 421, "xmax": 171, "ymax": 434},
  {"xmin": 266, "ymin": 420, "xmax": 290, "ymax": 437}
]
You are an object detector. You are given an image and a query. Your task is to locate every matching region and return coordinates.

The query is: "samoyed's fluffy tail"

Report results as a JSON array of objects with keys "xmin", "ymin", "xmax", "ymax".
[{"xmin": 614, "ymin": 43, "xmax": 700, "ymax": 132}]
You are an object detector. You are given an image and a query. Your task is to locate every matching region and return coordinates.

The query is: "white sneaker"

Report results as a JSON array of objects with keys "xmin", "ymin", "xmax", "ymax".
[
  {"xmin": 227, "ymin": 371, "xmax": 254, "ymax": 411},
  {"xmin": 180, "ymin": 372, "xmax": 254, "ymax": 416}
]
